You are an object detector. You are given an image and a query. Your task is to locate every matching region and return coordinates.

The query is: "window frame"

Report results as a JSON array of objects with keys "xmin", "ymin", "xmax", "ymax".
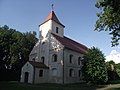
[
  {"xmin": 41, "ymin": 56, "xmax": 45, "ymax": 64},
  {"xmin": 78, "ymin": 57, "xmax": 82, "ymax": 65},
  {"xmin": 69, "ymin": 69, "xmax": 74, "ymax": 77},
  {"xmin": 52, "ymin": 54, "xmax": 57, "ymax": 62},
  {"xmin": 56, "ymin": 27, "xmax": 59, "ymax": 33},
  {"xmin": 39, "ymin": 70, "xmax": 43, "ymax": 77},
  {"xmin": 69, "ymin": 54, "xmax": 73, "ymax": 63}
]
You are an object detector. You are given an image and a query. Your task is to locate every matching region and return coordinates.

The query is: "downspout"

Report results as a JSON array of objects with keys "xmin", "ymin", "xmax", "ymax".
[
  {"xmin": 33, "ymin": 66, "xmax": 35, "ymax": 84},
  {"xmin": 63, "ymin": 48, "xmax": 64, "ymax": 84},
  {"xmin": 33, "ymin": 58, "xmax": 35, "ymax": 84}
]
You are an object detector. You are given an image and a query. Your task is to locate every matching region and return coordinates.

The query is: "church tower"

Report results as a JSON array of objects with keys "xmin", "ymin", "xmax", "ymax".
[{"xmin": 39, "ymin": 10, "xmax": 65, "ymax": 40}]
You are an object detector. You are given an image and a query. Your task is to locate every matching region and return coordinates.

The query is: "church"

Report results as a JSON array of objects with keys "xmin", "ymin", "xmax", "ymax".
[{"xmin": 20, "ymin": 10, "xmax": 88, "ymax": 84}]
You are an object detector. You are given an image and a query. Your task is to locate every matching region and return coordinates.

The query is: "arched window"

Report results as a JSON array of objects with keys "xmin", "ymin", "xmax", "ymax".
[
  {"xmin": 69, "ymin": 69, "xmax": 74, "ymax": 77},
  {"xmin": 69, "ymin": 54, "xmax": 73, "ymax": 63},
  {"xmin": 52, "ymin": 54, "xmax": 57, "ymax": 62},
  {"xmin": 52, "ymin": 68, "xmax": 57, "ymax": 76},
  {"xmin": 39, "ymin": 70, "xmax": 43, "ymax": 77},
  {"xmin": 78, "ymin": 57, "xmax": 82, "ymax": 65},
  {"xmin": 41, "ymin": 57, "xmax": 45, "ymax": 64},
  {"xmin": 56, "ymin": 27, "xmax": 59, "ymax": 33}
]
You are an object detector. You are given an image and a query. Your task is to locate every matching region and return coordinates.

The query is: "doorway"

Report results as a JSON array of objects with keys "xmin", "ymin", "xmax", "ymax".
[{"xmin": 24, "ymin": 72, "xmax": 29, "ymax": 83}]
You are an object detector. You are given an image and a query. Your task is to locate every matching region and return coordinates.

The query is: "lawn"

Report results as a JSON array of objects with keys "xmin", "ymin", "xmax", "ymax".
[{"xmin": 0, "ymin": 81, "xmax": 120, "ymax": 90}]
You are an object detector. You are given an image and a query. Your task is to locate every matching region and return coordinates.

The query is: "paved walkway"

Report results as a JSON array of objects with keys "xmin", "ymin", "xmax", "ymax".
[{"xmin": 97, "ymin": 84, "xmax": 120, "ymax": 90}]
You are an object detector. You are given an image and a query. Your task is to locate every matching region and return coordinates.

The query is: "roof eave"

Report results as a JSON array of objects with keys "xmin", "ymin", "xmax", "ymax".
[
  {"xmin": 39, "ymin": 19, "xmax": 65, "ymax": 28},
  {"xmin": 64, "ymin": 47, "xmax": 87, "ymax": 54}
]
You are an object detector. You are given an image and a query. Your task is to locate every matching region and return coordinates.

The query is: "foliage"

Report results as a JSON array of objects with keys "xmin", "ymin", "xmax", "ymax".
[
  {"xmin": 95, "ymin": 0, "xmax": 120, "ymax": 46},
  {"xmin": 0, "ymin": 25, "xmax": 38, "ymax": 81},
  {"xmin": 106, "ymin": 60, "xmax": 115, "ymax": 71},
  {"xmin": 115, "ymin": 63, "xmax": 120, "ymax": 77},
  {"xmin": 82, "ymin": 47, "xmax": 108, "ymax": 84},
  {"xmin": 106, "ymin": 61, "xmax": 120, "ymax": 81}
]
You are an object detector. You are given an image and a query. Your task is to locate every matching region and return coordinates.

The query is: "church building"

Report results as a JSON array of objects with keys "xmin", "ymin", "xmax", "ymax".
[{"xmin": 20, "ymin": 10, "xmax": 88, "ymax": 84}]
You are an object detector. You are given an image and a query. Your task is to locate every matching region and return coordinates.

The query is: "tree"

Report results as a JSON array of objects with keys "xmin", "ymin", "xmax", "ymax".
[
  {"xmin": 115, "ymin": 63, "xmax": 120, "ymax": 77},
  {"xmin": 82, "ymin": 47, "xmax": 108, "ymax": 84},
  {"xmin": 95, "ymin": 0, "xmax": 120, "ymax": 46},
  {"xmin": 106, "ymin": 60, "xmax": 120, "ymax": 81},
  {"xmin": 0, "ymin": 25, "xmax": 38, "ymax": 81}
]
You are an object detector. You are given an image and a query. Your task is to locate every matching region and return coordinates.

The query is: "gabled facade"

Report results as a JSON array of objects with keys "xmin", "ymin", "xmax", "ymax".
[{"xmin": 20, "ymin": 10, "xmax": 88, "ymax": 84}]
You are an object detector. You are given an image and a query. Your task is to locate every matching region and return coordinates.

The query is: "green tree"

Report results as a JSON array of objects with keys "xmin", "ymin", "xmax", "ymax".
[
  {"xmin": 0, "ymin": 25, "xmax": 38, "ymax": 81},
  {"xmin": 95, "ymin": 0, "xmax": 120, "ymax": 46},
  {"xmin": 116, "ymin": 63, "xmax": 120, "ymax": 77},
  {"xmin": 106, "ymin": 60, "xmax": 115, "ymax": 71},
  {"xmin": 82, "ymin": 47, "xmax": 108, "ymax": 84}
]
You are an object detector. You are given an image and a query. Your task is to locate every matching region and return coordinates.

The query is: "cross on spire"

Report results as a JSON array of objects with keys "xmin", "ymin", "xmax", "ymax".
[{"xmin": 51, "ymin": 4, "xmax": 54, "ymax": 11}]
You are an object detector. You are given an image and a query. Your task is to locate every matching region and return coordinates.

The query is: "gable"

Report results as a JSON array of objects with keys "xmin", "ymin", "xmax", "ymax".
[
  {"xmin": 50, "ymin": 34, "xmax": 64, "ymax": 51},
  {"xmin": 22, "ymin": 62, "xmax": 34, "ymax": 72}
]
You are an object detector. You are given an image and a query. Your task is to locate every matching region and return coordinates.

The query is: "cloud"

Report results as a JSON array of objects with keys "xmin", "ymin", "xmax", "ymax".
[{"xmin": 106, "ymin": 50, "xmax": 120, "ymax": 64}]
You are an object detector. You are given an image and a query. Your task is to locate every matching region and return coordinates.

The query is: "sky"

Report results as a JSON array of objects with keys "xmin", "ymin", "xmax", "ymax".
[{"xmin": 0, "ymin": 0, "xmax": 120, "ymax": 63}]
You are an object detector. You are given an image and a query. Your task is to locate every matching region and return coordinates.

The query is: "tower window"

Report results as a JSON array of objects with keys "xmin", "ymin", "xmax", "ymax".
[
  {"xmin": 39, "ymin": 70, "xmax": 43, "ymax": 77},
  {"xmin": 52, "ymin": 54, "xmax": 57, "ymax": 62},
  {"xmin": 56, "ymin": 27, "xmax": 59, "ymax": 33}
]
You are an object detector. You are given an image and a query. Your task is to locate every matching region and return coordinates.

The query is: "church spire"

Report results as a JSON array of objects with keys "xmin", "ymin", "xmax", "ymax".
[{"xmin": 40, "ymin": 10, "xmax": 65, "ymax": 27}]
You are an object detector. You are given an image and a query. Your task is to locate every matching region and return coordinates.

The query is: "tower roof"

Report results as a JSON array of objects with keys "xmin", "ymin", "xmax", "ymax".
[{"xmin": 40, "ymin": 11, "xmax": 65, "ymax": 27}]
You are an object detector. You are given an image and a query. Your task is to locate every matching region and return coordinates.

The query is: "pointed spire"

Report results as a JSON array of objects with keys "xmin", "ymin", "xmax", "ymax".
[{"xmin": 40, "ymin": 11, "xmax": 65, "ymax": 27}]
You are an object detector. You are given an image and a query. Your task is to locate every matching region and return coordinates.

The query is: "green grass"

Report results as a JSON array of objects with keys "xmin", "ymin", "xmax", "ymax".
[
  {"xmin": 0, "ymin": 81, "xmax": 98, "ymax": 90},
  {"xmin": 0, "ymin": 81, "xmax": 120, "ymax": 90}
]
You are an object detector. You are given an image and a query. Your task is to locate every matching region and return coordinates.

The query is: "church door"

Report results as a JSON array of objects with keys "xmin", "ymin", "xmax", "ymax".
[{"xmin": 24, "ymin": 72, "xmax": 29, "ymax": 83}]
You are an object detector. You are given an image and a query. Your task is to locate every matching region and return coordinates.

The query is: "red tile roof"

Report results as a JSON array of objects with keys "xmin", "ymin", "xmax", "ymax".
[
  {"xmin": 52, "ymin": 33, "xmax": 88, "ymax": 54},
  {"xmin": 29, "ymin": 61, "xmax": 49, "ymax": 69},
  {"xmin": 41, "ymin": 11, "xmax": 65, "ymax": 27}
]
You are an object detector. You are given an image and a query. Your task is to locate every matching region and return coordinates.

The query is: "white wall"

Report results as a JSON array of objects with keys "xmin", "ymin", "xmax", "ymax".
[
  {"xmin": 39, "ymin": 20, "xmax": 52, "ymax": 39},
  {"xmin": 29, "ymin": 40, "xmax": 41, "ymax": 62},
  {"xmin": 46, "ymin": 35, "xmax": 64, "ymax": 83},
  {"xmin": 20, "ymin": 62, "xmax": 34, "ymax": 84},
  {"xmin": 63, "ymin": 49, "xmax": 84, "ymax": 83},
  {"xmin": 39, "ymin": 20, "xmax": 64, "ymax": 39},
  {"xmin": 51, "ymin": 21, "xmax": 64, "ymax": 37},
  {"xmin": 34, "ymin": 68, "xmax": 49, "ymax": 84}
]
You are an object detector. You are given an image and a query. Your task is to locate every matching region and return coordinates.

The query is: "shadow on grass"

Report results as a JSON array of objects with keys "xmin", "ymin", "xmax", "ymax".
[{"xmin": 0, "ymin": 81, "xmax": 107, "ymax": 90}]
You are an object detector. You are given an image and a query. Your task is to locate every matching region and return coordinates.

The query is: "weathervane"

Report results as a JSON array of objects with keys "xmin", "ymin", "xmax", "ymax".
[{"xmin": 51, "ymin": 4, "xmax": 54, "ymax": 11}]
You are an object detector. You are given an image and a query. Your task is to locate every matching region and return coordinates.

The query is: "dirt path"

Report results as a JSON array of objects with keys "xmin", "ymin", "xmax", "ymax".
[{"xmin": 97, "ymin": 84, "xmax": 120, "ymax": 90}]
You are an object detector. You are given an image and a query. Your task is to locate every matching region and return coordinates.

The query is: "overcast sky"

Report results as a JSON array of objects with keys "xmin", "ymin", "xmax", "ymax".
[{"xmin": 0, "ymin": 0, "xmax": 119, "ymax": 63}]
